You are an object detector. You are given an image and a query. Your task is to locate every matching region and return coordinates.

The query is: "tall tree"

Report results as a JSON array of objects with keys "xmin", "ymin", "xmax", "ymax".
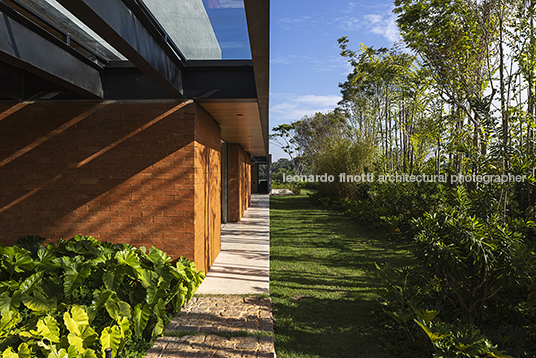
[{"xmin": 394, "ymin": 0, "xmax": 499, "ymax": 157}]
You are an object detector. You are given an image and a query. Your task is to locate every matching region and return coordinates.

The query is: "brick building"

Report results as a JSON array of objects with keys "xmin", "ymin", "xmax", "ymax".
[{"xmin": 0, "ymin": 0, "xmax": 269, "ymax": 273}]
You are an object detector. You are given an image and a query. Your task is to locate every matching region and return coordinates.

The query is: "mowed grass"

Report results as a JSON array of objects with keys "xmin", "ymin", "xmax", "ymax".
[{"xmin": 270, "ymin": 192, "xmax": 414, "ymax": 358}]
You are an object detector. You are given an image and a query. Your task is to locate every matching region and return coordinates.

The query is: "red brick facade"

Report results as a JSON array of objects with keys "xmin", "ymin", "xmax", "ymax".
[
  {"xmin": 0, "ymin": 100, "xmax": 221, "ymax": 272},
  {"xmin": 229, "ymin": 144, "xmax": 251, "ymax": 222}
]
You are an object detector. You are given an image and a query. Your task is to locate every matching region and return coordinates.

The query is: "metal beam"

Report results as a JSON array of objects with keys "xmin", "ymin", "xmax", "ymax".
[
  {"xmin": 183, "ymin": 61, "xmax": 256, "ymax": 99},
  {"xmin": 0, "ymin": 9, "xmax": 103, "ymax": 98},
  {"xmin": 56, "ymin": 0, "xmax": 184, "ymax": 98},
  {"xmin": 0, "ymin": 60, "xmax": 85, "ymax": 100},
  {"xmin": 103, "ymin": 67, "xmax": 173, "ymax": 100}
]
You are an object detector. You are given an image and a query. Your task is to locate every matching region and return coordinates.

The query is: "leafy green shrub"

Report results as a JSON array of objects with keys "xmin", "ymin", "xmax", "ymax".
[
  {"xmin": 376, "ymin": 263, "xmax": 514, "ymax": 358},
  {"xmin": 313, "ymin": 180, "xmax": 444, "ymax": 238},
  {"xmin": 415, "ymin": 313, "xmax": 513, "ymax": 358},
  {"xmin": 314, "ymin": 135, "xmax": 374, "ymax": 199},
  {"xmin": 412, "ymin": 187, "xmax": 521, "ymax": 323},
  {"xmin": 0, "ymin": 235, "xmax": 204, "ymax": 357}
]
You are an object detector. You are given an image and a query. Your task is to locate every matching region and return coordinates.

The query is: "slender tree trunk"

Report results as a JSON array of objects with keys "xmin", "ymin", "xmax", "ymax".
[
  {"xmin": 528, "ymin": 5, "xmax": 535, "ymax": 152},
  {"xmin": 395, "ymin": 112, "xmax": 400, "ymax": 172},
  {"xmin": 456, "ymin": 108, "xmax": 462, "ymax": 180},
  {"xmin": 410, "ymin": 143, "xmax": 414, "ymax": 175},
  {"xmin": 437, "ymin": 137, "xmax": 441, "ymax": 177},
  {"xmin": 499, "ymin": 4, "xmax": 508, "ymax": 168},
  {"xmin": 388, "ymin": 99, "xmax": 392, "ymax": 170},
  {"xmin": 530, "ymin": 2, "xmax": 535, "ymax": 207}
]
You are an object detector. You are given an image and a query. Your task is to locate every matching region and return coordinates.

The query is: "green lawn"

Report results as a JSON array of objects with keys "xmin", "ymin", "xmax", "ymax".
[{"xmin": 270, "ymin": 192, "xmax": 414, "ymax": 358}]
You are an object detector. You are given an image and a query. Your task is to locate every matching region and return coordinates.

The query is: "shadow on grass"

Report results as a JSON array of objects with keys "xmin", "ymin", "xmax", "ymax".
[{"xmin": 270, "ymin": 195, "xmax": 414, "ymax": 358}]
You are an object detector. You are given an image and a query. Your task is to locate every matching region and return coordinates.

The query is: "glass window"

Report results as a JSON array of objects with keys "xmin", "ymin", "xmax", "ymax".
[
  {"xmin": 142, "ymin": 0, "xmax": 251, "ymax": 60},
  {"xmin": 202, "ymin": 0, "xmax": 251, "ymax": 59}
]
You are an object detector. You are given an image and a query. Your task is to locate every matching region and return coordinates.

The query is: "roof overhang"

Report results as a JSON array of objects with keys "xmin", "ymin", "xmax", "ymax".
[
  {"xmin": 56, "ymin": 0, "xmax": 184, "ymax": 97},
  {"xmin": 0, "ymin": 0, "xmax": 269, "ymax": 156},
  {"xmin": 0, "ymin": 3, "xmax": 103, "ymax": 99},
  {"xmin": 184, "ymin": 59, "xmax": 267, "ymax": 156},
  {"xmin": 244, "ymin": 0, "xmax": 270, "ymax": 156},
  {"xmin": 198, "ymin": 99, "xmax": 266, "ymax": 156}
]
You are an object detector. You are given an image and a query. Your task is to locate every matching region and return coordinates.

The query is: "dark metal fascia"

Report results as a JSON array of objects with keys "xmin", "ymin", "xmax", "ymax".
[
  {"xmin": 0, "ymin": 1, "xmax": 105, "ymax": 69},
  {"xmin": 57, "ymin": 0, "xmax": 184, "ymax": 98},
  {"xmin": 183, "ymin": 62, "xmax": 257, "ymax": 100},
  {"xmin": 185, "ymin": 60, "xmax": 254, "ymax": 68},
  {"xmin": 0, "ymin": 8, "xmax": 103, "ymax": 98}
]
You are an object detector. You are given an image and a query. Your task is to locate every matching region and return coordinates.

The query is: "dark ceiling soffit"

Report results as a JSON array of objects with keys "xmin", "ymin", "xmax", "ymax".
[
  {"xmin": 56, "ymin": 0, "xmax": 184, "ymax": 98},
  {"xmin": 0, "ymin": 61, "xmax": 83, "ymax": 100},
  {"xmin": 244, "ymin": 0, "xmax": 270, "ymax": 155},
  {"xmin": 185, "ymin": 60, "xmax": 254, "ymax": 68},
  {"xmin": 103, "ymin": 68, "xmax": 173, "ymax": 100},
  {"xmin": 252, "ymin": 156, "xmax": 270, "ymax": 164},
  {"xmin": 0, "ymin": 9, "xmax": 103, "ymax": 99},
  {"xmin": 183, "ymin": 61, "xmax": 256, "ymax": 99}
]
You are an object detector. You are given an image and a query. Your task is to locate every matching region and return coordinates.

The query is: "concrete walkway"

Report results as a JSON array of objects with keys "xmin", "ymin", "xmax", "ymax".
[
  {"xmin": 145, "ymin": 195, "xmax": 275, "ymax": 358},
  {"xmin": 196, "ymin": 195, "xmax": 270, "ymax": 294}
]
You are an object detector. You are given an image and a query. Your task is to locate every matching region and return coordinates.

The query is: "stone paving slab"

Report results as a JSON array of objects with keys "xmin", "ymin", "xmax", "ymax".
[
  {"xmin": 145, "ymin": 296, "xmax": 275, "ymax": 358},
  {"xmin": 196, "ymin": 195, "xmax": 270, "ymax": 295},
  {"xmin": 145, "ymin": 335, "xmax": 275, "ymax": 358}
]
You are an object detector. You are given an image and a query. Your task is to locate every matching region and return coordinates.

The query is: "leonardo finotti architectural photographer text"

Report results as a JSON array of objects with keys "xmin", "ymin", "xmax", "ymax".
[{"xmin": 283, "ymin": 173, "xmax": 526, "ymax": 184}]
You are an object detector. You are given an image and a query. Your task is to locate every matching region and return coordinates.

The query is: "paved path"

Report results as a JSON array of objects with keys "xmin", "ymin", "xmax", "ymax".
[
  {"xmin": 146, "ymin": 296, "xmax": 274, "ymax": 358},
  {"xmin": 146, "ymin": 334, "xmax": 274, "ymax": 358},
  {"xmin": 145, "ymin": 195, "xmax": 274, "ymax": 358},
  {"xmin": 168, "ymin": 296, "xmax": 273, "ymax": 333},
  {"xmin": 196, "ymin": 195, "xmax": 270, "ymax": 294}
]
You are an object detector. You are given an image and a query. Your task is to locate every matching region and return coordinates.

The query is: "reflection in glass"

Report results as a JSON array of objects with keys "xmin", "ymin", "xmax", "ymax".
[{"xmin": 203, "ymin": 0, "xmax": 251, "ymax": 59}]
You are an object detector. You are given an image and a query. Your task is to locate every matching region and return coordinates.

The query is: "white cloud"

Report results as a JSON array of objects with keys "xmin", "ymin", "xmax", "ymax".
[
  {"xmin": 364, "ymin": 11, "xmax": 400, "ymax": 43},
  {"xmin": 271, "ymin": 54, "xmax": 318, "ymax": 65},
  {"xmin": 270, "ymin": 94, "xmax": 341, "ymax": 124},
  {"xmin": 277, "ymin": 16, "xmax": 316, "ymax": 30},
  {"xmin": 271, "ymin": 55, "xmax": 291, "ymax": 65},
  {"xmin": 364, "ymin": 14, "xmax": 383, "ymax": 23},
  {"xmin": 271, "ymin": 54, "xmax": 350, "ymax": 75},
  {"xmin": 336, "ymin": 16, "xmax": 361, "ymax": 30},
  {"xmin": 344, "ymin": 2, "xmax": 359, "ymax": 13}
]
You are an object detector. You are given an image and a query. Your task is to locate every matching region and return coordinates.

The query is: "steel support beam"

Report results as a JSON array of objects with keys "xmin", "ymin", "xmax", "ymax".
[
  {"xmin": 0, "ymin": 9, "xmax": 103, "ymax": 99},
  {"xmin": 183, "ymin": 61, "xmax": 256, "ymax": 99},
  {"xmin": 57, "ymin": 0, "xmax": 184, "ymax": 98}
]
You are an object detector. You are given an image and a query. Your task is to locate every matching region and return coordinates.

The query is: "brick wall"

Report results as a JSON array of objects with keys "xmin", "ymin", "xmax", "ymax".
[
  {"xmin": 229, "ymin": 143, "xmax": 251, "ymax": 222},
  {"xmin": 0, "ymin": 100, "xmax": 221, "ymax": 272},
  {"xmin": 193, "ymin": 106, "xmax": 221, "ymax": 271}
]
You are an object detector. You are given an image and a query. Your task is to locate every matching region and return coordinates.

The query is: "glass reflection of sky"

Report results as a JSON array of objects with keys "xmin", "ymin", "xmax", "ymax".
[{"xmin": 202, "ymin": 0, "xmax": 251, "ymax": 59}]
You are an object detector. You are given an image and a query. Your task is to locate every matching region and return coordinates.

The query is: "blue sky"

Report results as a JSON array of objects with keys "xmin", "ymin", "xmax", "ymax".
[{"xmin": 269, "ymin": 0, "xmax": 400, "ymax": 160}]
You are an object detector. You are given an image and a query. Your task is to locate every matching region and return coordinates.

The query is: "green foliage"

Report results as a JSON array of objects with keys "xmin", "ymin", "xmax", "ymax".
[
  {"xmin": 270, "ymin": 123, "xmax": 300, "ymax": 159},
  {"xmin": 376, "ymin": 262, "xmax": 514, "ymax": 358},
  {"xmin": 270, "ymin": 1, "xmax": 536, "ymax": 356},
  {"xmin": 313, "ymin": 133, "xmax": 375, "ymax": 198},
  {"xmin": 412, "ymin": 187, "xmax": 522, "ymax": 323},
  {"xmin": 416, "ymin": 320, "xmax": 513, "ymax": 358},
  {"xmin": 271, "ymin": 157, "xmax": 312, "ymax": 188},
  {"xmin": 313, "ymin": 180, "xmax": 444, "ymax": 239},
  {"xmin": 0, "ymin": 235, "xmax": 204, "ymax": 358}
]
